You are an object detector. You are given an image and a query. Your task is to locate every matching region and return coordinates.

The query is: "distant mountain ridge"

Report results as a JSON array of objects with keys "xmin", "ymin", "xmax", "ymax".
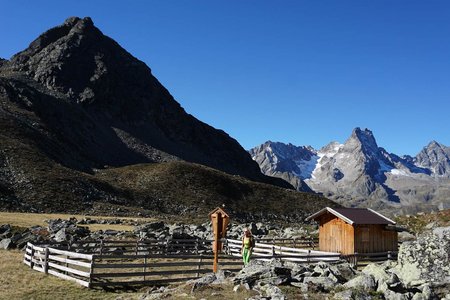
[{"xmin": 250, "ymin": 128, "xmax": 450, "ymax": 213}]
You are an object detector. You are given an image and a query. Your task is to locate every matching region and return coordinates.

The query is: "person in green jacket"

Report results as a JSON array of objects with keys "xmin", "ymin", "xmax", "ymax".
[{"xmin": 241, "ymin": 228, "xmax": 255, "ymax": 266}]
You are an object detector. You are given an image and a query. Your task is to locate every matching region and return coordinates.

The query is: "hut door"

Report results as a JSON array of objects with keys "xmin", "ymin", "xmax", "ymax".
[
  {"xmin": 331, "ymin": 224, "xmax": 342, "ymax": 252},
  {"xmin": 361, "ymin": 227, "xmax": 370, "ymax": 253}
]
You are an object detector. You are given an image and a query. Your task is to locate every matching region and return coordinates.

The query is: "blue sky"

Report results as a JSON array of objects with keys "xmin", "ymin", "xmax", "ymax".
[{"xmin": 1, "ymin": 1, "xmax": 449, "ymax": 156}]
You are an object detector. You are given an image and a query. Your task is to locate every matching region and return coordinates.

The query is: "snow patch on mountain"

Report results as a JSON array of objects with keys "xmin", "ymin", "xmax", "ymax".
[
  {"xmin": 310, "ymin": 142, "xmax": 343, "ymax": 180},
  {"xmin": 293, "ymin": 155, "xmax": 319, "ymax": 179}
]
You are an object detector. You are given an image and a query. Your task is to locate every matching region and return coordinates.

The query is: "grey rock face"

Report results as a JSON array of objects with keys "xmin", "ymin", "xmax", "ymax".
[
  {"xmin": 415, "ymin": 141, "xmax": 450, "ymax": 177},
  {"xmin": 248, "ymin": 141, "xmax": 315, "ymax": 191}
]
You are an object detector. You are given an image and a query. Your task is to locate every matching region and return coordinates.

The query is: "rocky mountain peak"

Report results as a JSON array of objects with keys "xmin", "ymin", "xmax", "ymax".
[
  {"xmin": 415, "ymin": 140, "xmax": 450, "ymax": 177},
  {"xmin": 427, "ymin": 140, "xmax": 444, "ymax": 150},
  {"xmin": 349, "ymin": 127, "xmax": 379, "ymax": 155},
  {"xmin": 4, "ymin": 16, "xmax": 163, "ymax": 119}
]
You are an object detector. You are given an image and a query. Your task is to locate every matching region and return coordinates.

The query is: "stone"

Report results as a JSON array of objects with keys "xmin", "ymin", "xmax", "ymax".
[
  {"xmin": 383, "ymin": 289, "xmax": 413, "ymax": 300},
  {"xmin": 398, "ymin": 231, "xmax": 416, "ymax": 242},
  {"xmin": 432, "ymin": 226, "xmax": 450, "ymax": 239},
  {"xmin": 332, "ymin": 289, "xmax": 353, "ymax": 300},
  {"xmin": 54, "ymin": 228, "xmax": 69, "ymax": 242},
  {"xmin": 0, "ymin": 224, "xmax": 11, "ymax": 237},
  {"xmin": 103, "ymin": 230, "xmax": 119, "ymax": 235},
  {"xmin": 329, "ymin": 262, "xmax": 357, "ymax": 282},
  {"xmin": 233, "ymin": 259, "xmax": 291, "ymax": 287},
  {"xmin": 343, "ymin": 274, "xmax": 376, "ymax": 290},
  {"xmin": 191, "ymin": 273, "xmax": 217, "ymax": 292},
  {"xmin": 254, "ymin": 282, "xmax": 285, "ymax": 300},
  {"xmin": 0, "ymin": 238, "xmax": 13, "ymax": 249},
  {"xmin": 362, "ymin": 263, "xmax": 391, "ymax": 289},
  {"xmin": 303, "ymin": 276, "xmax": 336, "ymax": 292}
]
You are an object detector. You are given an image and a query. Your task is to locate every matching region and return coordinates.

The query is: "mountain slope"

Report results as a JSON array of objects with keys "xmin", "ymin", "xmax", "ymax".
[
  {"xmin": 0, "ymin": 16, "xmax": 338, "ymax": 219},
  {"xmin": 250, "ymin": 128, "xmax": 450, "ymax": 214},
  {"xmin": 0, "ymin": 16, "xmax": 290, "ymax": 188}
]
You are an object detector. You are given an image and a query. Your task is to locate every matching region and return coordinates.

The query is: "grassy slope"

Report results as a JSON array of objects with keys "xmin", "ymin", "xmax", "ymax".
[
  {"xmin": 95, "ymin": 161, "xmax": 339, "ymax": 222},
  {"xmin": 394, "ymin": 209, "xmax": 450, "ymax": 233}
]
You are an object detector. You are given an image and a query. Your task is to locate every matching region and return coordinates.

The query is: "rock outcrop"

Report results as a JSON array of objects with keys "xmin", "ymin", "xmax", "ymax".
[{"xmin": 394, "ymin": 227, "xmax": 450, "ymax": 286}]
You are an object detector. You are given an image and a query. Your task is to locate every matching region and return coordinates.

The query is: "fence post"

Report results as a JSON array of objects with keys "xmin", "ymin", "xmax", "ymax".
[
  {"xmin": 44, "ymin": 247, "xmax": 49, "ymax": 274},
  {"xmin": 387, "ymin": 251, "xmax": 392, "ymax": 260},
  {"xmin": 307, "ymin": 249, "xmax": 311, "ymax": 263},
  {"xmin": 89, "ymin": 255, "xmax": 95, "ymax": 289},
  {"xmin": 353, "ymin": 253, "xmax": 358, "ymax": 269},
  {"xmin": 197, "ymin": 254, "xmax": 202, "ymax": 278},
  {"xmin": 30, "ymin": 246, "xmax": 35, "ymax": 269},
  {"xmin": 271, "ymin": 245, "xmax": 275, "ymax": 258},
  {"xmin": 143, "ymin": 256, "xmax": 147, "ymax": 281},
  {"xmin": 165, "ymin": 237, "xmax": 170, "ymax": 254},
  {"xmin": 135, "ymin": 239, "xmax": 139, "ymax": 256}
]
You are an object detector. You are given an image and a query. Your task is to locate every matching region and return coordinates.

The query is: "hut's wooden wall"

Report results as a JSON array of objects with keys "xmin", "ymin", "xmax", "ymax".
[
  {"xmin": 318, "ymin": 213, "xmax": 354, "ymax": 255},
  {"xmin": 318, "ymin": 213, "xmax": 398, "ymax": 254},
  {"xmin": 354, "ymin": 225, "xmax": 398, "ymax": 253}
]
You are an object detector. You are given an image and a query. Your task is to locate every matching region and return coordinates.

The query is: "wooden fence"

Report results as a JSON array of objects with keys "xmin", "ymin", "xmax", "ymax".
[
  {"xmin": 342, "ymin": 251, "xmax": 398, "ymax": 269},
  {"xmin": 23, "ymin": 238, "xmax": 396, "ymax": 288},
  {"xmin": 225, "ymin": 239, "xmax": 340, "ymax": 263}
]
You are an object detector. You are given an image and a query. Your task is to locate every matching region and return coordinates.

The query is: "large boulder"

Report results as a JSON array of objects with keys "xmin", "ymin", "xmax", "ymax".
[
  {"xmin": 233, "ymin": 259, "xmax": 291, "ymax": 287},
  {"xmin": 329, "ymin": 262, "xmax": 357, "ymax": 283},
  {"xmin": 303, "ymin": 276, "xmax": 336, "ymax": 292},
  {"xmin": 394, "ymin": 229, "xmax": 450, "ymax": 286},
  {"xmin": 362, "ymin": 262, "xmax": 392, "ymax": 290},
  {"xmin": 343, "ymin": 273, "xmax": 376, "ymax": 290}
]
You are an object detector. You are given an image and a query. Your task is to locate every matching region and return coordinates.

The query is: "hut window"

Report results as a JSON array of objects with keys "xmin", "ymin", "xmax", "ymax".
[{"xmin": 362, "ymin": 227, "xmax": 369, "ymax": 242}]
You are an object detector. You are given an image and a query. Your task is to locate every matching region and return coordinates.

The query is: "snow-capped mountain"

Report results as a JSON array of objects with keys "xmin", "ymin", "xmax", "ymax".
[
  {"xmin": 249, "ymin": 128, "xmax": 450, "ymax": 213},
  {"xmin": 248, "ymin": 142, "xmax": 315, "ymax": 191}
]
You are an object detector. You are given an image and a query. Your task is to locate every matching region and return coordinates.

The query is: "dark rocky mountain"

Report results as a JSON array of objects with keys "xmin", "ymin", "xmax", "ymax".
[
  {"xmin": 0, "ymin": 16, "xmax": 289, "ymax": 186},
  {"xmin": 0, "ymin": 16, "xmax": 339, "ymax": 219},
  {"xmin": 250, "ymin": 128, "xmax": 450, "ymax": 214}
]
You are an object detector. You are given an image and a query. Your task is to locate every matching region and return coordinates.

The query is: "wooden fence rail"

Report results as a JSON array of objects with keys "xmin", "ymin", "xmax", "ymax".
[{"xmin": 23, "ymin": 238, "xmax": 397, "ymax": 288}]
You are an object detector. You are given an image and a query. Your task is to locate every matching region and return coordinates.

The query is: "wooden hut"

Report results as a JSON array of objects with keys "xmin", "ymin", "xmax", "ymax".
[{"xmin": 306, "ymin": 207, "xmax": 398, "ymax": 255}]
